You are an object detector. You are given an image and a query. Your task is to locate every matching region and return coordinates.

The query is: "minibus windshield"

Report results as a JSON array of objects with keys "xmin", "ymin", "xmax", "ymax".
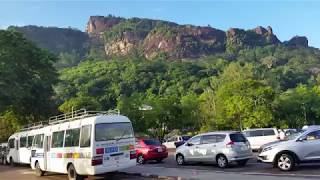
[{"xmin": 95, "ymin": 122, "xmax": 134, "ymax": 141}]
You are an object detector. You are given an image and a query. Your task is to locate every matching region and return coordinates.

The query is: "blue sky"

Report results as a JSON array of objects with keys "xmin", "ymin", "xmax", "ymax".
[{"xmin": 0, "ymin": 0, "xmax": 319, "ymax": 48}]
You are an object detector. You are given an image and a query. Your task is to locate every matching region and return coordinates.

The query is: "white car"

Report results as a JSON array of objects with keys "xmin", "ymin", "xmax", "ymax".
[
  {"xmin": 242, "ymin": 128, "xmax": 280, "ymax": 150},
  {"xmin": 258, "ymin": 126, "xmax": 320, "ymax": 171},
  {"xmin": 163, "ymin": 136, "xmax": 189, "ymax": 149},
  {"xmin": 175, "ymin": 131, "xmax": 253, "ymax": 168}
]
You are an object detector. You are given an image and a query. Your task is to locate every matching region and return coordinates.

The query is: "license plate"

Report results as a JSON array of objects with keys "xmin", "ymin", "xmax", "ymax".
[
  {"xmin": 241, "ymin": 146, "xmax": 248, "ymax": 151},
  {"xmin": 105, "ymin": 147, "xmax": 119, "ymax": 154},
  {"xmin": 114, "ymin": 156, "xmax": 120, "ymax": 160},
  {"xmin": 158, "ymin": 148, "xmax": 163, "ymax": 153}
]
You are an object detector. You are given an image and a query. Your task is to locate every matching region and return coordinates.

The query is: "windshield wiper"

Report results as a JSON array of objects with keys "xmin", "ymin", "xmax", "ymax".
[{"xmin": 115, "ymin": 127, "xmax": 131, "ymax": 141}]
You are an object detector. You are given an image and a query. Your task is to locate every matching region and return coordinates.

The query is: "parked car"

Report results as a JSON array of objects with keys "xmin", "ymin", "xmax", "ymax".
[
  {"xmin": 0, "ymin": 143, "xmax": 8, "ymax": 165},
  {"xmin": 163, "ymin": 135, "xmax": 191, "ymax": 149},
  {"xmin": 136, "ymin": 139, "xmax": 168, "ymax": 164},
  {"xmin": 258, "ymin": 126, "xmax": 320, "ymax": 171},
  {"xmin": 174, "ymin": 135, "xmax": 191, "ymax": 148},
  {"xmin": 175, "ymin": 131, "xmax": 253, "ymax": 168},
  {"xmin": 243, "ymin": 128, "xmax": 280, "ymax": 150}
]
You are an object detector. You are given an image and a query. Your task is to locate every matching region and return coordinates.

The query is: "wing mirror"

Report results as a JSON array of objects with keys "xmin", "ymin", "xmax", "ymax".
[
  {"xmin": 186, "ymin": 142, "xmax": 193, "ymax": 146},
  {"xmin": 297, "ymin": 136, "xmax": 307, "ymax": 142}
]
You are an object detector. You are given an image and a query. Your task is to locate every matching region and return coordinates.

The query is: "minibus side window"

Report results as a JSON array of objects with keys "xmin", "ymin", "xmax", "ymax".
[
  {"xmin": 8, "ymin": 139, "xmax": 14, "ymax": 149},
  {"xmin": 52, "ymin": 131, "xmax": 65, "ymax": 148},
  {"xmin": 65, "ymin": 128, "xmax": 80, "ymax": 147},
  {"xmin": 27, "ymin": 136, "xmax": 34, "ymax": 148},
  {"xmin": 20, "ymin": 136, "xmax": 27, "ymax": 148},
  {"xmin": 80, "ymin": 125, "xmax": 91, "ymax": 148},
  {"xmin": 33, "ymin": 134, "xmax": 44, "ymax": 149}
]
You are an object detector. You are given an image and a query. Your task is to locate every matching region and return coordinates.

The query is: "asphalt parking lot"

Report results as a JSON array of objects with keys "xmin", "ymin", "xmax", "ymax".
[{"xmin": 1, "ymin": 153, "xmax": 320, "ymax": 180}]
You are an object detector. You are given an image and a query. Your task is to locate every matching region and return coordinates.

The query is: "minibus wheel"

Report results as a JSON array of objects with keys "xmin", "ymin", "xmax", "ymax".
[
  {"xmin": 67, "ymin": 164, "xmax": 84, "ymax": 180},
  {"xmin": 35, "ymin": 161, "xmax": 45, "ymax": 176},
  {"xmin": 10, "ymin": 157, "xmax": 16, "ymax": 167}
]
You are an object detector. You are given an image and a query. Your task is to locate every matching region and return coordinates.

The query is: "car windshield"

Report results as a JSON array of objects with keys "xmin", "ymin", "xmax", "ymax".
[
  {"xmin": 143, "ymin": 139, "xmax": 161, "ymax": 146},
  {"xmin": 182, "ymin": 136, "xmax": 191, "ymax": 141},
  {"xmin": 95, "ymin": 122, "xmax": 134, "ymax": 141},
  {"xmin": 285, "ymin": 130, "xmax": 305, "ymax": 141}
]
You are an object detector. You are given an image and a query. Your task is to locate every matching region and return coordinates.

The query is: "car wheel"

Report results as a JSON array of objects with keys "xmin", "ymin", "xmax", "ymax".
[
  {"xmin": 236, "ymin": 159, "xmax": 248, "ymax": 167},
  {"xmin": 35, "ymin": 162, "xmax": 45, "ymax": 177},
  {"xmin": 137, "ymin": 155, "xmax": 145, "ymax": 164},
  {"xmin": 67, "ymin": 164, "xmax": 83, "ymax": 180},
  {"xmin": 176, "ymin": 154, "xmax": 185, "ymax": 165},
  {"xmin": 216, "ymin": 155, "xmax": 228, "ymax": 168},
  {"xmin": 277, "ymin": 153, "xmax": 295, "ymax": 171}
]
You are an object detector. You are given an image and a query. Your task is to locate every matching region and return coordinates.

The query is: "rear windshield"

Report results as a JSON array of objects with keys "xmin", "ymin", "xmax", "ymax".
[
  {"xmin": 230, "ymin": 133, "xmax": 247, "ymax": 142},
  {"xmin": 143, "ymin": 139, "xmax": 161, "ymax": 146},
  {"xmin": 95, "ymin": 122, "xmax": 134, "ymax": 141}
]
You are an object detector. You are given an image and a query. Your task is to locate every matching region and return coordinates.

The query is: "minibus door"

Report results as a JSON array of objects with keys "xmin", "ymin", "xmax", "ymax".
[
  {"xmin": 15, "ymin": 139, "xmax": 20, "ymax": 163},
  {"xmin": 44, "ymin": 136, "xmax": 51, "ymax": 171}
]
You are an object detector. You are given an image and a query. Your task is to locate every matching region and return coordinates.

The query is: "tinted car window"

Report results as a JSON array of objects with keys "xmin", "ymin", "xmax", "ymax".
[
  {"xmin": 65, "ymin": 128, "xmax": 80, "ymax": 147},
  {"xmin": 182, "ymin": 136, "xmax": 191, "ymax": 141},
  {"xmin": 8, "ymin": 139, "xmax": 14, "ymax": 149},
  {"xmin": 263, "ymin": 130, "xmax": 275, "ymax": 136},
  {"xmin": 306, "ymin": 130, "xmax": 320, "ymax": 141},
  {"xmin": 143, "ymin": 139, "xmax": 161, "ymax": 146},
  {"xmin": 188, "ymin": 136, "xmax": 201, "ymax": 145},
  {"xmin": 52, "ymin": 131, "xmax": 64, "ymax": 148},
  {"xmin": 202, "ymin": 135, "xmax": 217, "ymax": 144},
  {"xmin": 27, "ymin": 136, "xmax": 34, "ymax": 148},
  {"xmin": 230, "ymin": 133, "xmax": 247, "ymax": 142},
  {"xmin": 244, "ymin": 130, "xmax": 263, "ymax": 137},
  {"xmin": 80, "ymin": 125, "xmax": 91, "ymax": 148}
]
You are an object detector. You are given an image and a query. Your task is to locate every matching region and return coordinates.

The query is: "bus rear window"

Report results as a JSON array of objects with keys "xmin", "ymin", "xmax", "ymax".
[{"xmin": 95, "ymin": 122, "xmax": 134, "ymax": 141}]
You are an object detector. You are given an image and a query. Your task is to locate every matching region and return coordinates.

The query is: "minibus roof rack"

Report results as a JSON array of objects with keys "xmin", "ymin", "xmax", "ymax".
[
  {"xmin": 48, "ymin": 108, "xmax": 120, "ymax": 125},
  {"xmin": 20, "ymin": 121, "xmax": 48, "ymax": 131}
]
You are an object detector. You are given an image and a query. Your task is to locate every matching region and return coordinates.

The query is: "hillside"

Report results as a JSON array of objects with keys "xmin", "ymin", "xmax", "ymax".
[{"xmin": 8, "ymin": 15, "xmax": 312, "ymax": 67}]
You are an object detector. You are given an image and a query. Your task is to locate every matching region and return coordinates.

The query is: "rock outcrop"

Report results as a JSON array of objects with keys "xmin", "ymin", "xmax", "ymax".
[
  {"xmin": 284, "ymin": 36, "xmax": 308, "ymax": 47},
  {"xmin": 86, "ymin": 16, "xmax": 123, "ymax": 35},
  {"xmin": 143, "ymin": 25, "xmax": 226, "ymax": 59}
]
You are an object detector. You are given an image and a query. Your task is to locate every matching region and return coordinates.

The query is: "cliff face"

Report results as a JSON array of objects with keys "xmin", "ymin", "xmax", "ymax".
[
  {"xmin": 86, "ymin": 16, "xmax": 123, "ymax": 35},
  {"xmin": 10, "ymin": 15, "xmax": 311, "ymax": 63},
  {"xmin": 143, "ymin": 25, "xmax": 226, "ymax": 59}
]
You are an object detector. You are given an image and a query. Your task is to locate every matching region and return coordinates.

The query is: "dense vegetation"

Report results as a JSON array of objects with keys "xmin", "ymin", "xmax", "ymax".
[
  {"xmin": 0, "ymin": 30, "xmax": 58, "ymax": 141},
  {"xmin": 1, "ymin": 28, "xmax": 320, "ymax": 141}
]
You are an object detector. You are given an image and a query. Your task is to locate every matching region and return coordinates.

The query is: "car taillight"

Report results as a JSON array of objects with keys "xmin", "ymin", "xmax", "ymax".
[
  {"xmin": 226, "ymin": 141, "xmax": 235, "ymax": 147},
  {"xmin": 96, "ymin": 148, "xmax": 104, "ymax": 155},
  {"xmin": 91, "ymin": 156, "xmax": 103, "ymax": 166},
  {"xmin": 130, "ymin": 150, "xmax": 136, "ymax": 159}
]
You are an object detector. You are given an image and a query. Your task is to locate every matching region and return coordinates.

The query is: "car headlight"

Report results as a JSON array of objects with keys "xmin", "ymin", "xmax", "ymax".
[{"xmin": 262, "ymin": 146, "xmax": 274, "ymax": 152}]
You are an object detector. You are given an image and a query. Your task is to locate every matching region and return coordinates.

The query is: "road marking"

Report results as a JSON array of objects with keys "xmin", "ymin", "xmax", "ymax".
[
  {"xmin": 243, "ymin": 172, "xmax": 320, "ymax": 178},
  {"xmin": 21, "ymin": 171, "xmax": 34, "ymax": 175}
]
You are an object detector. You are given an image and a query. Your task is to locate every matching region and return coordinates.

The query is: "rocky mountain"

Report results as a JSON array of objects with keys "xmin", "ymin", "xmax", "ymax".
[{"xmin": 8, "ymin": 15, "xmax": 311, "ymax": 65}]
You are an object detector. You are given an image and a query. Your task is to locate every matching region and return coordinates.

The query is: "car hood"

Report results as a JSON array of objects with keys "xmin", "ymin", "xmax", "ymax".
[{"xmin": 261, "ymin": 139, "xmax": 294, "ymax": 149}]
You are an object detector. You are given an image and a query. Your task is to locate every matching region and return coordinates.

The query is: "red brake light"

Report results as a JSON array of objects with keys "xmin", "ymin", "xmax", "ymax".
[
  {"xmin": 96, "ymin": 148, "xmax": 104, "ymax": 155},
  {"xmin": 226, "ymin": 141, "xmax": 235, "ymax": 147},
  {"xmin": 130, "ymin": 150, "xmax": 136, "ymax": 159},
  {"xmin": 91, "ymin": 156, "xmax": 103, "ymax": 166}
]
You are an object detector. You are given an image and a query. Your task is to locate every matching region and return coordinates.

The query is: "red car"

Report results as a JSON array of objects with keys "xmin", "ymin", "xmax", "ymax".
[{"xmin": 136, "ymin": 139, "xmax": 168, "ymax": 164}]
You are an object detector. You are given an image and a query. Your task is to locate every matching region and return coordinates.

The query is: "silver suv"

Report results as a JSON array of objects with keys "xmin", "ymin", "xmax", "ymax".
[
  {"xmin": 175, "ymin": 131, "xmax": 253, "ymax": 168},
  {"xmin": 258, "ymin": 126, "xmax": 320, "ymax": 171}
]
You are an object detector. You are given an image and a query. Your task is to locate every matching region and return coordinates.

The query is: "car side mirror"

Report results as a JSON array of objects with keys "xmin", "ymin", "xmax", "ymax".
[
  {"xmin": 186, "ymin": 142, "xmax": 193, "ymax": 146},
  {"xmin": 297, "ymin": 136, "xmax": 307, "ymax": 142}
]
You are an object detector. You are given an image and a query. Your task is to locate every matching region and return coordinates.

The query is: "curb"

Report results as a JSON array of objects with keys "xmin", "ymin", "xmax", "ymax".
[{"xmin": 120, "ymin": 171, "xmax": 184, "ymax": 179}]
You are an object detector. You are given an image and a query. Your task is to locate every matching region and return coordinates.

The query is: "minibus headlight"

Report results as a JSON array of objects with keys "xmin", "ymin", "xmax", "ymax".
[{"xmin": 262, "ymin": 146, "xmax": 274, "ymax": 152}]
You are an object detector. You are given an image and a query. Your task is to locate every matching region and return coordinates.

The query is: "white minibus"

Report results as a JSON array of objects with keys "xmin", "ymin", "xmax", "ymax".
[
  {"xmin": 30, "ymin": 109, "xmax": 136, "ymax": 180},
  {"xmin": 6, "ymin": 127, "xmax": 39, "ymax": 166}
]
